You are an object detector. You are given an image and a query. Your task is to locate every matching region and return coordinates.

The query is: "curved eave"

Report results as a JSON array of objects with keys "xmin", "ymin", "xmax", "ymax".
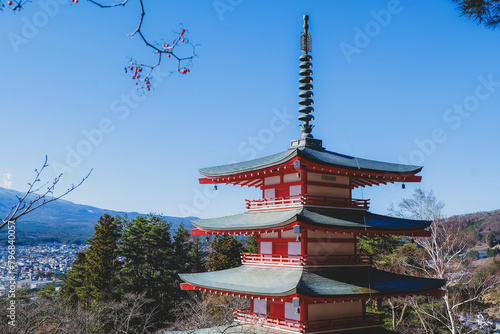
[
  {"xmin": 198, "ymin": 147, "xmax": 422, "ymax": 180},
  {"xmin": 192, "ymin": 209, "xmax": 300, "ymax": 232},
  {"xmin": 298, "ymin": 148, "xmax": 422, "ymax": 175},
  {"xmin": 191, "ymin": 208, "xmax": 431, "ymax": 236},
  {"xmin": 179, "ymin": 266, "xmax": 446, "ymax": 299},
  {"xmin": 298, "ymin": 268, "xmax": 445, "ymax": 299},
  {"xmin": 179, "ymin": 266, "xmax": 301, "ymax": 297},
  {"xmin": 199, "ymin": 150, "xmax": 298, "ymax": 178}
]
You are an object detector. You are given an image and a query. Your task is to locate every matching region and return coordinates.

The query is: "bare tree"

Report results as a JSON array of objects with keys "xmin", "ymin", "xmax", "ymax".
[
  {"xmin": 95, "ymin": 293, "xmax": 160, "ymax": 334},
  {"xmin": 389, "ymin": 187, "xmax": 500, "ymax": 334},
  {"xmin": 387, "ymin": 297, "xmax": 409, "ymax": 331},
  {"xmin": 0, "ymin": 295, "xmax": 91, "ymax": 334},
  {"xmin": 1, "ymin": 156, "xmax": 92, "ymax": 230},
  {"xmin": 0, "ymin": 292, "xmax": 161, "ymax": 333},
  {"xmin": 1, "ymin": 0, "xmax": 198, "ymax": 91},
  {"xmin": 168, "ymin": 292, "xmax": 273, "ymax": 334}
]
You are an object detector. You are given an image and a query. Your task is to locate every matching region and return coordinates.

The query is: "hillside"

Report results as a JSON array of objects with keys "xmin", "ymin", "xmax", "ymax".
[
  {"xmin": 0, "ymin": 187, "xmax": 196, "ymax": 245},
  {"xmin": 447, "ymin": 209, "xmax": 500, "ymax": 248}
]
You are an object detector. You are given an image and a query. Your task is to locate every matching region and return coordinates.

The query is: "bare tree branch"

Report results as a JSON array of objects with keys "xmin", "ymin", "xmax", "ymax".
[
  {"xmin": 1, "ymin": 156, "xmax": 92, "ymax": 230},
  {"xmin": 87, "ymin": 0, "xmax": 129, "ymax": 8},
  {"xmin": 1, "ymin": 0, "xmax": 198, "ymax": 92}
]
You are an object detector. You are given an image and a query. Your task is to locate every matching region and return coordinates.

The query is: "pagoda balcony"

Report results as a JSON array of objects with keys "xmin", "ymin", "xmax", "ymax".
[
  {"xmin": 234, "ymin": 309, "xmax": 382, "ymax": 333},
  {"xmin": 234, "ymin": 309, "xmax": 302, "ymax": 333},
  {"xmin": 241, "ymin": 253, "xmax": 373, "ymax": 267},
  {"xmin": 245, "ymin": 195, "xmax": 369, "ymax": 211}
]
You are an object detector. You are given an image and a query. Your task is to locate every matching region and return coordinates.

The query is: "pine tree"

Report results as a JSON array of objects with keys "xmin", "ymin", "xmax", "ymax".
[
  {"xmin": 206, "ymin": 235, "xmax": 243, "ymax": 271},
  {"xmin": 174, "ymin": 223, "xmax": 205, "ymax": 273},
  {"xmin": 243, "ymin": 235, "xmax": 258, "ymax": 254},
  {"xmin": 60, "ymin": 250, "xmax": 89, "ymax": 305},
  {"xmin": 84, "ymin": 214, "xmax": 122, "ymax": 303},
  {"xmin": 119, "ymin": 215, "xmax": 175, "ymax": 326},
  {"xmin": 357, "ymin": 235, "xmax": 399, "ymax": 268},
  {"xmin": 452, "ymin": 0, "xmax": 500, "ymax": 29}
]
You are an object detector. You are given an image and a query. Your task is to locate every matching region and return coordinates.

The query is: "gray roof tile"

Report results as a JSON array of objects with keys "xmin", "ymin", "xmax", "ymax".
[
  {"xmin": 192, "ymin": 208, "xmax": 431, "ymax": 232},
  {"xmin": 199, "ymin": 147, "xmax": 422, "ymax": 177},
  {"xmin": 179, "ymin": 266, "xmax": 445, "ymax": 297}
]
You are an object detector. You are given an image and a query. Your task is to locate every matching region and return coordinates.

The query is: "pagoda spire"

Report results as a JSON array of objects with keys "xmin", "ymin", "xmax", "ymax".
[
  {"xmin": 291, "ymin": 14, "xmax": 323, "ymax": 149},
  {"xmin": 298, "ymin": 14, "xmax": 314, "ymax": 138}
]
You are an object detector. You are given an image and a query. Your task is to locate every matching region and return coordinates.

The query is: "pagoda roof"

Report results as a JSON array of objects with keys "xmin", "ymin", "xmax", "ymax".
[
  {"xmin": 179, "ymin": 266, "xmax": 445, "ymax": 298},
  {"xmin": 191, "ymin": 208, "xmax": 431, "ymax": 235},
  {"xmin": 199, "ymin": 147, "xmax": 422, "ymax": 178}
]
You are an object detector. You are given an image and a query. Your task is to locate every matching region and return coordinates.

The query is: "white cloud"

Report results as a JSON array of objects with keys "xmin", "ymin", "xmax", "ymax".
[{"xmin": 1, "ymin": 173, "xmax": 12, "ymax": 189}]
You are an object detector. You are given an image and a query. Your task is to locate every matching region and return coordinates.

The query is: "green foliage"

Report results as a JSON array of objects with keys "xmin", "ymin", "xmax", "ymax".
[
  {"xmin": 36, "ymin": 282, "xmax": 59, "ymax": 301},
  {"xmin": 58, "ymin": 214, "xmax": 251, "ymax": 330},
  {"xmin": 487, "ymin": 248, "xmax": 499, "ymax": 257},
  {"xmin": 85, "ymin": 214, "xmax": 122, "ymax": 303},
  {"xmin": 119, "ymin": 215, "xmax": 178, "ymax": 326},
  {"xmin": 120, "ymin": 215, "xmax": 174, "ymax": 290},
  {"xmin": 174, "ymin": 223, "xmax": 205, "ymax": 273},
  {"xmin": 206, "ymin": 235, "xmax": 243, "ymax": 271},
  {"xmin": 451, "ymin": 0, "xmax": 500, "ymax": 29},
  {"xmin": 60, "ymin": 250, "xmax": 89, "ymax": 305},
  {"xmin": 465, "ymin": 249, "xmax": 479, "ymax": 259},
  {"xmin": 60, "ymin": 214, "xmax": 122, "ymax": 307},
  {"xmin": 243, "ymin": 235, "xmax": 258, "ymax": 253},
  {"xmin": 357, "ymin": 235, "xmax": 400, "ymax": 268},
  {"xmin": 487, "ymin": 230, "xmax": 500, "ymax": 247}
]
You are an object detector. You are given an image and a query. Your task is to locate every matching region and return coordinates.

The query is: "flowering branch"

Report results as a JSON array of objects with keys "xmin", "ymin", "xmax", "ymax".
[{"xmin": 1, "ymin": 0, "xmax": 198, "ymax": 91}]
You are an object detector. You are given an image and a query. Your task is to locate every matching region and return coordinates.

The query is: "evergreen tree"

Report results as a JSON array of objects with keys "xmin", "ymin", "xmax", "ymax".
[
  {"xmin": 243, "ymin": 235, "xmax": 258, "ymax": 254},
  {"xmin": 60, "ymin": 250, "xmax": 89, "ymax": 305},
  {"xmin": 84, "ymin": 214, "xmax": 122, "ymax": 303},
  {"xmin": 119, "ymin": 215, "xmax": 175, "ymax": 326},
  {"xmin": 206, "ymin": 235, "xmax": 243, "ymax": 271},
  {"xmin": 37, "ymin": 282, "xmax": 59, "ymax": 301},
  {"xmin": 60, "ymin": 214, "xmax": 121, "ymax": 306},
  {"xmin": 174, "ymin": 223, "xmax": 205, "ymax": 273},
  {"xmin": 357, "ymin": 235, "xmax": 399, "ymax": 268}
]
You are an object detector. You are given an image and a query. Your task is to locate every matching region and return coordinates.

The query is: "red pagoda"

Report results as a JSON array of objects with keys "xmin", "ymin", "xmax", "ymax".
[{"xmin": 180, "ymin": 15, "xmax": 445, "ymax": 333}]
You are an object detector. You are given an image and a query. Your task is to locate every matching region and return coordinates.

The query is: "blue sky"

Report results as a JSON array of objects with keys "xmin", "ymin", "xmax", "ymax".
[{"xmin": 1, "ymin": 0, "xmax": 499, "ymax": 220}]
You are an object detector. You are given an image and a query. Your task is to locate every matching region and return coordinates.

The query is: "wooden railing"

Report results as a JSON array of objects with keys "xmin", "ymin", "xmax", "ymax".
[
  {"xmin": 234, "ymin": 309, "xmax": 302, "ymax": 332},
  {"xmin": 241, "ymin": 253, "xmax": 373, "ymax": 267},
  {"xmin": 245, "ymin": 194, "xmax": 369, "ymax": 210},
  {"xmin": 234, "ymin": 309, "xmax": 382, "ymax": 332}
]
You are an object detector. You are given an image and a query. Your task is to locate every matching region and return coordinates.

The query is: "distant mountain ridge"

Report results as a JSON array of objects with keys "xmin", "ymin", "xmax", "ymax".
[{"xmin": 0, "ymin": 187, "xmax": 197, "ymax": 245}]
